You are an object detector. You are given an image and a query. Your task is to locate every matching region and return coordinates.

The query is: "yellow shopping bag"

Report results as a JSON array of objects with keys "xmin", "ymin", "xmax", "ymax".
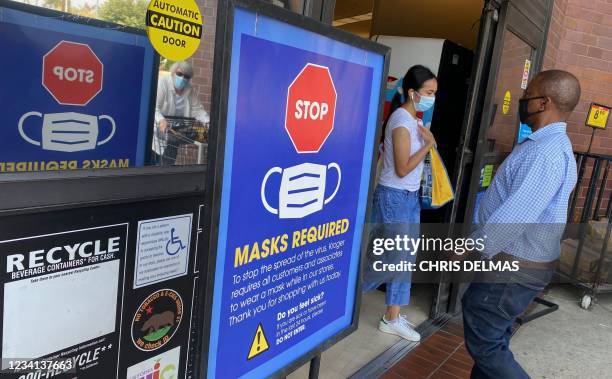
[{"xmin": 420, "ymin": 147, "xmax": 454, "ymax": 209}]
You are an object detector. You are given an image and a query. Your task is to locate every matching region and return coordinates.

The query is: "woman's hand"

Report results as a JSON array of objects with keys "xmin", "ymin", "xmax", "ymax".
[
  {"xmin": 159, "ymin": 119, "xmax": 168, "ymax": 133},
  {"xmin": 418, "ymin": 125, "xmax": 436, "ymax": 148}
]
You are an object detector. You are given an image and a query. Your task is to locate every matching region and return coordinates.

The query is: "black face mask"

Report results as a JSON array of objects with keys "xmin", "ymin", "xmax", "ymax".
[{"xmin": 519, "ymin": 96, "xmax": 546, "ymax": 125}]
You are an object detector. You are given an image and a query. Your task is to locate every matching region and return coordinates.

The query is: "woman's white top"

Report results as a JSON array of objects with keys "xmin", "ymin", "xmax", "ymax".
[
  {"xmin": 174, "ymin": 91, "xmax": 187, "ymax": 116},
  {"xmin": 378, "ymin": 107, "xmax": 425, "ymax": 191}
]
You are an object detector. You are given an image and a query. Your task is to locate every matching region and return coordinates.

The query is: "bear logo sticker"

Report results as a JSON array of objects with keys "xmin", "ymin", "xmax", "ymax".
[{"xmin": 132, "ymin": 289, "xmax": 183, "ymax": 351}]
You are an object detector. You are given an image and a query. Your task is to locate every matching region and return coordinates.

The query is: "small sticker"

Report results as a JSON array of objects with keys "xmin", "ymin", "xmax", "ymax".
[
  {"xmin": 482, "ymin": 165, "xmax": 494, "ymax": 188},
  {"xmin": 134, "ymin": 214, "xmax": 192, "ymax": 288},
  {"xmin": 521, "ymin": 59, "xmax": 531, "ymax": 90},
  {"xmin": 517, "ymin": 122, "xmax": 532, "ymax": 144},
  {"xmin": 127, "ymin": 346, "xmax": 180, "ymax": 379},
  {"xmin": 247, "ymin": 323, "xmax": 270, "ymax": 360},
  {"xmin": 146, "ymin": 0, "xmax": 203, "ymax": 61},
  {"xmin": 586, "ymin": 103, "xmax": 610, "ymax": 129},
  {"xmin": 132, "ymin": 289, "xmax": 183, "ymax": 351},
  {"xmin": 502, "ymin": 91, "xmax": 511, "ymax": 114}
]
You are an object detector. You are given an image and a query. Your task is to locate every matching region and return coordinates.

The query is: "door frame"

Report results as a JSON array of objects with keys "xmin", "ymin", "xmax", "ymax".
[
  {"xmin": 447, "ymin": 0, "xmax": 554, "ymax": 314},
  {"xmin": 428, "ymin": 0, "xmax": 502, "ymax": 319}
]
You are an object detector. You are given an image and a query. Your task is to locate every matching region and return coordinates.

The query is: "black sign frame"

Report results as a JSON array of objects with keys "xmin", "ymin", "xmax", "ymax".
[{"xmin": 197, "ymin": 0, "xmax": 390, "ymax": 377}]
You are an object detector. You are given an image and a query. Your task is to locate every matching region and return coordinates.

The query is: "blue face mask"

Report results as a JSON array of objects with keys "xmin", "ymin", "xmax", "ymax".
[
  {"xmin": 174, "ymin": 75, "xmax": 188, "ymax": 90},
  {"xmin": 414, "ymin": 94, "xmax": 436, "ymax": 112}
]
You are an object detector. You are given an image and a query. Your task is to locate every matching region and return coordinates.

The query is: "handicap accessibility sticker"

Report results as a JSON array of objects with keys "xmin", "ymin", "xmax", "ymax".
[
  {"xmin": 247, "ymin": 323, "xmax": 269, "ymax": 360},
  {"xmin": 134, "ymin": 214, "xmax": 193, "ymax": 288}
]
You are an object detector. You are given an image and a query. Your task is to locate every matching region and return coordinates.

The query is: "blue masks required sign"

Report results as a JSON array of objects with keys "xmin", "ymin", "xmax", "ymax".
[{"xmin": 207, "ymin": 7, "xmax": 385, "ymax": 379}]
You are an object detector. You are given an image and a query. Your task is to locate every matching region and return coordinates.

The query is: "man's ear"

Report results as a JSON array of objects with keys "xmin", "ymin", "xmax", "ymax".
[{"xmin": 540, "ymin": 97, "xmax": 550, "ymax": 111}]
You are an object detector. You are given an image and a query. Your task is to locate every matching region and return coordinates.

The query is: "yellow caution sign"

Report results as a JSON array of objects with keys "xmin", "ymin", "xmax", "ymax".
[
  {"xmin": 247, "ymin": 323, "xmax": 269, "ymax": 360},
  {"xmin": 586, "ymin": 103, "xmax": 610, "ymax": 129},
  {"xmin": 146, "ymin": 0, "xmax": 202, "ymax": 61},
  {"xmin": 502, "ymin": 91, "xmax": 511, "ymax": 114}
]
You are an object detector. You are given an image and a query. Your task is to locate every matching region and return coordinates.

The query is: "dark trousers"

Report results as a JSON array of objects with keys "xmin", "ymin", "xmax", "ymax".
[{"xmin": 461, "ymin": 268, "xmax": 553, "ymax": 379}]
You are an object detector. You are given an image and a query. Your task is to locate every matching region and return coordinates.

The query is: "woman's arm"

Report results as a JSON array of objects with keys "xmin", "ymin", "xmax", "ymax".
[{"xmin": 392, "ymin": 125, "xmax": 435, "ymax": 178}]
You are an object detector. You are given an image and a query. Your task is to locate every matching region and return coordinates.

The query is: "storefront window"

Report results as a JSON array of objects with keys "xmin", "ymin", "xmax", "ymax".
[{"xmin": 0, "ymin": 0, "xmax": 216, "ymax": 174}]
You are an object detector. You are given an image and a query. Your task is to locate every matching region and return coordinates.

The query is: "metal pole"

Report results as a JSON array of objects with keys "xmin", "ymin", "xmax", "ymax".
[
  {"xmin": 587, "ymin": 128, "xmax": 596, "ymax": 153},
  {"xmin": 572, "ymin": 158, "xmax": 601, "ymax": 279},
  {"xmin": 308, "ymin": 355, "xmax": 321, "ymax": 379},
  {"xmin": 569, "ymin": 153, "xmax": 586, "ymax": 222},
  {"xmin": 605, "ymin": 183, "xmax": 612, "ymax": 219},
  {"xmin": 593, "ymin": 160, "xmax": 609, "ymax": 220},
  {"xmin": 592, "ymin": 198, "xmax": 612, "ymax": 292}
]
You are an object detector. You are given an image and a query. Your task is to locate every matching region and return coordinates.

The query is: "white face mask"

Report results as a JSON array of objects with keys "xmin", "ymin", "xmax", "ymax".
[
  {"xmin": 261, "ymin": 162, "xmax": 341, "ymax": 219},
  {"xmin": 18, "ymin": 111, "xmax": 115, "ymax": 152}
]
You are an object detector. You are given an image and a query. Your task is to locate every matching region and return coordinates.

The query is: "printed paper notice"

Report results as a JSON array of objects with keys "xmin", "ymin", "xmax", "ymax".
[
  {"xmin": 134, "ymin": 214, "xmax": 193, "ymax": 288},
  {"xmin": 1, "ymin": 224, "xmax": 127, "ymax": 376}
]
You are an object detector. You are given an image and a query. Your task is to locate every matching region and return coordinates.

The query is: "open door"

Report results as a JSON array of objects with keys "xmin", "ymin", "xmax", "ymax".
[{"xmin": 447, "ymin": 0, "xmax": 554, "ymax": 313}]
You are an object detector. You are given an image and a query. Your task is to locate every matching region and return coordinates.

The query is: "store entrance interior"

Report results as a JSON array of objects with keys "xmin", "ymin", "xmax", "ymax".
[{"xmin": 290, "ymin": 1, "xmax": 485, "ymax": 377}]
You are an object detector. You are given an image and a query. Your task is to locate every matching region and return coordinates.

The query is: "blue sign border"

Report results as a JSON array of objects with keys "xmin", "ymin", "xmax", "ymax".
[{"xmin": 207, "ymin": 5, "xmax": 385, "ymax": 379}]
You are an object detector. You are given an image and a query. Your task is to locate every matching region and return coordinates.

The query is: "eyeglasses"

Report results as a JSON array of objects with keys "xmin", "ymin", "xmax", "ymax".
[{"xmin": 176, "ymin": 72, "xmax": 192, "ymax": 80}]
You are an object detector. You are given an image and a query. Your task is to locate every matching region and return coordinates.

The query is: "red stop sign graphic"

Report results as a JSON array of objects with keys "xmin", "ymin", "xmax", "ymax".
[
  {"xmin": 42, "ymin": 41, "xmax": 103, "ymax": 106},
  {"xmin": 285, "ymin": 64, "xmax": 337, "ymax": 153}
]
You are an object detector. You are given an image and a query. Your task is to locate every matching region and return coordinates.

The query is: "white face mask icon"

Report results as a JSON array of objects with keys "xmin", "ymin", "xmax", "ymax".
[
  {"xmin": 261, "ymin": 162, "xmax": 341, "ymax": 219},
  {"xmin": 18, "ymin": 111, "xmax": 116, "ymax": 152}
]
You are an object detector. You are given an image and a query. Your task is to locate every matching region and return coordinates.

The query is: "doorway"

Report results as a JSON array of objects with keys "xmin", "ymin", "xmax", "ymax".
[{"xmin": 290, "ymin": 0, "xmax": 554, "ymax": 377}]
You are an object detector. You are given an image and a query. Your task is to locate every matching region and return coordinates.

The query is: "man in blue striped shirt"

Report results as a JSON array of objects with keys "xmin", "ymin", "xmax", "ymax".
[{"xmin": 462, "ymin": 70, "xmax": 581, "ymax": 379}]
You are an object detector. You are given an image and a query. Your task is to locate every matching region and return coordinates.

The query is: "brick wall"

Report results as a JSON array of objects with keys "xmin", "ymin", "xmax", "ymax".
[
  {"xmin": 543, "ymin": 0, "xmax": 568, "ymax": 70},
  {"xmin": 189, "ymin": 0, "xmax": 218, "ymax": 112},
  {"xmin": 544, "ymin": 0, "xmax": 612, "ymax": 154},
  {"xmin": 543, "ymin": 0, "xmax": 612, "ymax": 221}
]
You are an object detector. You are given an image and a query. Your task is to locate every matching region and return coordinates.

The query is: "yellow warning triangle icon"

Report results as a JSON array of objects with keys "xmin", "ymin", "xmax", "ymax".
[{"xmin": 247, "ymin": 323, "xmax": 270, "ymax": 360}]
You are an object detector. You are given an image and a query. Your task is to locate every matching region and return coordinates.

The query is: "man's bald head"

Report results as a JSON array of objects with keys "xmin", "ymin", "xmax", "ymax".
[{"xmin": 530, "ymin": 70, "xmax": 581, "ymax": 114}]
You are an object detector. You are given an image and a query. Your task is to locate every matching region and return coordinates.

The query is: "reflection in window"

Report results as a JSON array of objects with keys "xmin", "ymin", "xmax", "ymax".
[
  {"xmin": 4, "ymin": 0, "xmax": 213, "ymax": 172},
  {"xmin": 17, "ymin": 0, "xmax": 148, "ymax": 29}
]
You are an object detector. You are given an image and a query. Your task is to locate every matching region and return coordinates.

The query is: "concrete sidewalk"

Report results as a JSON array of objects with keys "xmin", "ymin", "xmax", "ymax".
[
  {"xmin": 381, "ymin": 284, "xmax": 612, "ymax": 379},
  {"xmin": 512, "ymin": 284, "xmax": 612, "ymax": 379}
]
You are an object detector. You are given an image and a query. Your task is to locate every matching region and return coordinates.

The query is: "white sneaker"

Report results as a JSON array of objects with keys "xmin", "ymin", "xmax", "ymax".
[{"xmin": 378, "ymin": 315, "xmax": 421, "ymax": 342}]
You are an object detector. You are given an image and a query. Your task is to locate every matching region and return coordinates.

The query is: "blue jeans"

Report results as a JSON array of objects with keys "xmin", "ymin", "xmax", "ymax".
[
  {"xmin": 363, "ymin": 185, "xmax": 420, "ymax": 306},
  {"xmin": 461, "ymin": 268, "xmax": 553, "ymax": 379}
]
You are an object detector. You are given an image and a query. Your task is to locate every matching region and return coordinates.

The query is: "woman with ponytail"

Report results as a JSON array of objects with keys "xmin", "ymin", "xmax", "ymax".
[{"xmin": 364, "ymin": 65, "xmax": 437, "ymax": 342}]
